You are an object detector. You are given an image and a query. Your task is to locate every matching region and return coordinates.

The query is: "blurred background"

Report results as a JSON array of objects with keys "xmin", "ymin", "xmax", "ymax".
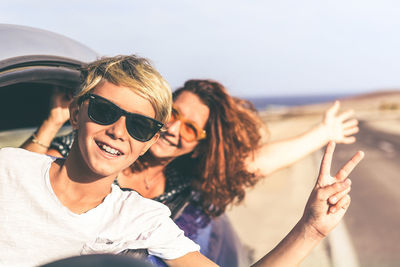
[
  {"xmin": 2, "ymin": 0, "xmax": 400, "ymax": 98},
  {"xmin": 1, "ymin": 1, "xmax": 400, "ymax": 266}
]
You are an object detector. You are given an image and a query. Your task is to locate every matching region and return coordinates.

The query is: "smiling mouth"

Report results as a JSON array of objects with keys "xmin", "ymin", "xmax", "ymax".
[
  {"xmin": 95, "ymin": 141, "xmax": 123, "ymax": 156},
  {"xmin": 159, "ymin": 134, "xmax": 178, "ymax": 147}
]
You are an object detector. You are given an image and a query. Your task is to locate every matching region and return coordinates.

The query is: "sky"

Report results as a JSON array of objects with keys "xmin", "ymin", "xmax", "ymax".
[{"xmin": 2, "ymin": 0, "xmax": 400, "ymax": 97}]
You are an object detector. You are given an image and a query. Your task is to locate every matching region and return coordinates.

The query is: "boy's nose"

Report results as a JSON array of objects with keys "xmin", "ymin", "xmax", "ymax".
[{"xmin": 106, "ymin": 116, "xmax": 129, "ymax": 140}]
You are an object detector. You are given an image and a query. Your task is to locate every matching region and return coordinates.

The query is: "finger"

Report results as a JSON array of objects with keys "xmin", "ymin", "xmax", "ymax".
[
  {"xmin": 343, "ymin": 127, "xmax": 359, "ymax": 136},
  {"xmin": 59, "ymin": 87, "xmax": 73, "ymax": 101},
  {"xmin": 343, "ymin": 119, "xmax": 358, "ymax": 129},
  {"xmin": 319, "ymin": 179, "xmax": 351, "ymax": 200},
  {"xmin": 335, "ymin": 151, "xmax": 365, "ymax": 181},
  {"xmin": 339, "ymin": 109, "xmax": 355, "ymax": 121},
  {"xmin": 330, "ymin": 195, "xmax": 351, "ymax": 214},
  {"xmin": 64, "ymin": 94, "xmax": 74, "ymax": 103},
  {"xmin": 54, "ymin": 87, "xmax": 66, "ymax": 97},
  {"xmin": 317, "ymin": 141, "xmax": 336, "ymax": 185},
  {"xmin": 341, "ymin": 136, "xmax": 357, "ymax": 144},
  {"xmin": 329, "ymin": 183, "xmax": 352, "ymax": 205},
  {"xmin": 325, "ymin": 101, "xmax": 340, "ymax": 117}
]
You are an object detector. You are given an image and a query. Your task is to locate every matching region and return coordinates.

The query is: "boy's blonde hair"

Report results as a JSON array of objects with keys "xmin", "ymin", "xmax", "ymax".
[{"xmin": 76, "ymin": 55, "xmax": 172, "ymax": 124}]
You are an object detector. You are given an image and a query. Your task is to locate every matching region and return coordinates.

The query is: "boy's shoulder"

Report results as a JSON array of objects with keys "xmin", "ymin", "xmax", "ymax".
[
  {"xmin": 0, "ymin": 147, "xmax": 54, "ymax": 167},
  {"xmin": 1, "ymin": 147, "xmax": 51, "ymax": 157},
  {"xmin": 1, "ymin": 147, "xmax": 40, "ymax": 155},
  {"xmin": 0, "ymin": 147, "xmax": 21, "ymax": 154}
]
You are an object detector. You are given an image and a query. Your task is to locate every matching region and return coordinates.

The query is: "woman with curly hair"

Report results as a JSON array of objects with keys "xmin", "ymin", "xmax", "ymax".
[{"xmin": 22, "ymin": 79, "xmax": 359, "ymax": 266}]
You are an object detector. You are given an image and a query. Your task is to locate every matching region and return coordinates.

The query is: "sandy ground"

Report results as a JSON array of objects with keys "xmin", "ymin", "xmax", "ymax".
[{"xmin": 226, "ymin": 90, "xmax": 400, "ymax": 266}]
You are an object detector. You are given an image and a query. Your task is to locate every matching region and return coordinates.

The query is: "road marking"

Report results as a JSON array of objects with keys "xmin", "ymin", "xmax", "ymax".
[
  {"xmin": 378, "ymin": 141, "xmax": 395, "ymax": 153},
  {"xmin": 328, "ymin": 221, "xmax": 359, "ymax": 267}
]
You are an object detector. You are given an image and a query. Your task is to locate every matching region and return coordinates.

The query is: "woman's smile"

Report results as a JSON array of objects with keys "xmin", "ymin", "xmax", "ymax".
[{"xmin": 149, "ymin": 91, "xmax": 209, "ymax": 159}]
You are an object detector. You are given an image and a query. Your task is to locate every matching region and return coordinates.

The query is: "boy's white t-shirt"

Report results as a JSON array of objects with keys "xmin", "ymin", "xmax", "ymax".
[{"xmin": 0, "ymin": 148, "xmax": 199, "ymax": 267}]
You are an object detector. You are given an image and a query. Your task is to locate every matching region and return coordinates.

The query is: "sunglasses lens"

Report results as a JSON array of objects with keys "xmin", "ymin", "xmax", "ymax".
[
  {"xmin": 171, "ymin": 106, "xmax": 203, "ymax": 142},
  {"xmin": 86, "ymin": 94, "xmax": 163, "ymax": 142},
  {"xmin": 181, "ymin": 123, "xmax": 197, "ymax": 142},
  {"xmin": 88, "ymin": 97, "xmax": 120, "ymax": 125},
  {"xmin": 126, "ymin": 115, "xmax": 160, "ymax": 142}
]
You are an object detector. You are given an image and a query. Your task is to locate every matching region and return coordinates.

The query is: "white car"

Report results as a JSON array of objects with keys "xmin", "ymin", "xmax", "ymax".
[{"xmin": 0, "ymin": 24, "xmax": 98, "ymax": 147}]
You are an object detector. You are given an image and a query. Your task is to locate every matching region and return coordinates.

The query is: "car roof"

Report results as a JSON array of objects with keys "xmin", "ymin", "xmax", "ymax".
[{"xmin": 0, "ymin": 24, "xmax": 98, "ymax": 63}]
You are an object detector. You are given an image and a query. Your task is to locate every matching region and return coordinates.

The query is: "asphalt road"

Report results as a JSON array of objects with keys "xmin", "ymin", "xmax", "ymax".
[{"xmin": 331, "ymin": 121, "xmax": 400, "ymax": 267}]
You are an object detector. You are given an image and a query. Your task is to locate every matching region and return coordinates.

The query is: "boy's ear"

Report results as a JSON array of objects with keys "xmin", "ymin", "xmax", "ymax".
[
  {"xmin": 69, "ymin": 100, "xmax": 80, "ymax": 130},
  {"xmin": 139, "ymin": 133, "xmax": 160, "ymax": 156}
]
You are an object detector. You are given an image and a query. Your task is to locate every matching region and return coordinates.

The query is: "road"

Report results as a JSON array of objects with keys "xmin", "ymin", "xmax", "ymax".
[{"xmin": 331, "ymin": 121, "xmax": 400, "ymax": 267}]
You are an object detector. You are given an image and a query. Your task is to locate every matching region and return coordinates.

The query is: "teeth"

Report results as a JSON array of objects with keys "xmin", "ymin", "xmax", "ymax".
[{"xmin": 101, "ymin": 144, "xmax": 121, "ymax": 156}]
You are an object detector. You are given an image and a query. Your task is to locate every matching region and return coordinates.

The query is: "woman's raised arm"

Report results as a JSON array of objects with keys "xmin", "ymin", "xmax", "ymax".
[
  {"xmin": 247, "ymin": 101, "xmax": 359, "ymax": 176},
  {"xmin": 20, "ymin": 87, "xmax": 72, "ymax": 157}
]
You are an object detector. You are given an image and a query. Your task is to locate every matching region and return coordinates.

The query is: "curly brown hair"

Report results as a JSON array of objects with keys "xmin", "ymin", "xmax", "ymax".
[{"xmin": 171, "ymin": 79, "xmax": 266, "ymax": 217}]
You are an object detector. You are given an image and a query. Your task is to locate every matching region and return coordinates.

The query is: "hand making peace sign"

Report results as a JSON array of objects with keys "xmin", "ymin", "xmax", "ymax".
[{"xmin": 301, "ymin": 141, "xmax": 364, "ymax": 238}]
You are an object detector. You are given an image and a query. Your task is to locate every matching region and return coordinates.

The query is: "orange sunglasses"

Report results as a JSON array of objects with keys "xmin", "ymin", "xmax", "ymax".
[{"xmin": 170, "ymin": 105, "xmax": 207, "ymax": 142}]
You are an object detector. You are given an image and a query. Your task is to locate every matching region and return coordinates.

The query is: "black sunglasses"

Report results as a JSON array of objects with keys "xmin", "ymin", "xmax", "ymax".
[{"xmin": 81, "ymin": 94, "xmax": 163, "ymax": 142}]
